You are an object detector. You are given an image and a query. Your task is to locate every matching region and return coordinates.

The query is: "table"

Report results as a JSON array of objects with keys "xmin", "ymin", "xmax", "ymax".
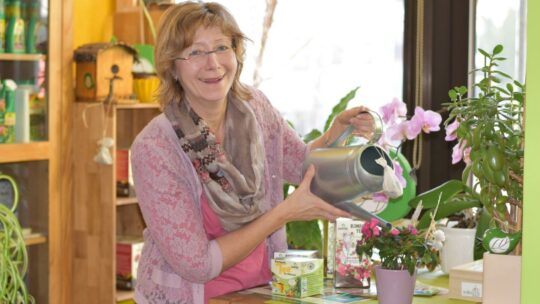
[{"xmin": 209, "ymin": 269, "xmax": 479, "ymax": 304}]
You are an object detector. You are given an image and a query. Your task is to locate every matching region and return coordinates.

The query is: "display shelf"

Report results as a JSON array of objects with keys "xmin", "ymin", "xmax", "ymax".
[
  {"xmin": 116, "ymin": 102, "xmax": 160, "ymax": 109},
  {"xmin": 117, "ymin": 197, "xmax": 138, "ymax": 206},
  {"xmin": 116, "ymin": 290, "xmax": 134, "ymax": 302},
  {"xmin": 0, "ymin": 142, "xmax": 50, "ymax": 163},
  {"xmin": 0, "ymin": 53, "xmax": 46, "ymax": 61},
  {"xmin": 72, "ymin": 102, "xmax": 159, "ymax": 303},
  {"xmin": 24, "ymin": 234, "xmax": 47, "ymax": 246}
]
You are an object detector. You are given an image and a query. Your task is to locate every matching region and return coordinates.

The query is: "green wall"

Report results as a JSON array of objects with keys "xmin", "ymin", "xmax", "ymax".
[{"xmin": 522, "ymin": 1, "xmax": 540, "ymax": 303}]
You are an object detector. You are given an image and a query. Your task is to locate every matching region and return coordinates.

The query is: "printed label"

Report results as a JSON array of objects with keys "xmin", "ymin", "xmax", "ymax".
[{"xmin": 461, "ymin": 281, "xmax": 482, "ymax": 298}]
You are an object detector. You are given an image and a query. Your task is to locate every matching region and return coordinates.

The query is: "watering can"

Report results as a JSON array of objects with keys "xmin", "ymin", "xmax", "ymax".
[{"xmin": 303, "ymin": 111, "xmax": 393, "ymax": 227}]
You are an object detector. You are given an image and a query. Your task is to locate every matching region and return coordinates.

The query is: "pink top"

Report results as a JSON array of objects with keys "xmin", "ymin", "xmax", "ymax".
[
  {"xmin": 201, "ymin": 194, "xmax": 271, "ymax": 303},
  {"xmin": 131, "ymin": 87, "xmax": 307, "ymax": 304}
]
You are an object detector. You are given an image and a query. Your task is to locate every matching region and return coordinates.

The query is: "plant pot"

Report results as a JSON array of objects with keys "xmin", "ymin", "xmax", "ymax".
[
  {"xmin": 374, "ymin": 266, "xmax": 416, "ymax": 304},
  {"xmin": 483, "ymin": 252, "xmax": 521, "ymax": 304},
  {"xmin": 440, "ymin": 226, "xmax": 476, "ymax": 273}
]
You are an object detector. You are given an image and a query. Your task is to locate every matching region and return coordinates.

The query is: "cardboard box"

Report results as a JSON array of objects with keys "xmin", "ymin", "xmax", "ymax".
[
  {"xmin": 448, "ymin": 259, "xmax": 483, "ymax": 302},
  {"xmin": 116, "ymin": 236, "xmax": 144, "ymax": 290},
  {"xmin": 271, "ymin": 255, "xmax": 323, "ymax": 298},
  {"xmin": 333, "ymin": 218, "xmax": 370, "ymax": 288},
  {"xmin": 482, "ymin": 252, "xmax": 521, "ymax": 304}
]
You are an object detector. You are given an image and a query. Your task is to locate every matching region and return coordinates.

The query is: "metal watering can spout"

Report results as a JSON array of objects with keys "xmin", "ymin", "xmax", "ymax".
[{"xmin": 303, "ymin": 110, "xmax": 393, "ymax": 228}]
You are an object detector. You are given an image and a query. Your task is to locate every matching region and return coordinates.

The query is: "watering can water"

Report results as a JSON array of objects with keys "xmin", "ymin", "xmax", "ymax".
[{"xmin": 303, "ymin": 111, "xmax": 393, "ymax": 228}]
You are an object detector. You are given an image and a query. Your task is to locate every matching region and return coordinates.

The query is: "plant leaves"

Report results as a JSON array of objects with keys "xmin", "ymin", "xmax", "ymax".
[
  {"xmin": 493, "ymin": 44, "xmax": 503, "ymax": 55},
  {"xmin": 409, "ymin": 180, "xmax": 467, "ymax": 209},
  {"xmin": 417, "ymin": 197, "xmax": 482, "ymax": 229},
  {"xmin": 323, "ymin": 86, "xmax": 359, "ymax": 131}
]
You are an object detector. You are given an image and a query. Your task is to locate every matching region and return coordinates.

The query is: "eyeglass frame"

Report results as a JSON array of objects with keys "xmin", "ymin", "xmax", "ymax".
[{"xmin": 173, "ymin": 44, "xmax": 236, "ymax": 62}]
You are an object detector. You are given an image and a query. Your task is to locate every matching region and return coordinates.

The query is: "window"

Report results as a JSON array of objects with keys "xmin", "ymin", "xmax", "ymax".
[{"xmin": 205, "ymin": 0, "xmax": 405, "ymax": 135}]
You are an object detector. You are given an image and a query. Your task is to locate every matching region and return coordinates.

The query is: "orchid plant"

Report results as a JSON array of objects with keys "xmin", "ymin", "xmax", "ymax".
[
  {"xmin": 356, "ymin": 218, "xmax": 443, "ymax": 275},
  {"xmin": 370, "ymin": 98, "xmax": 442, "ymax": 204}
]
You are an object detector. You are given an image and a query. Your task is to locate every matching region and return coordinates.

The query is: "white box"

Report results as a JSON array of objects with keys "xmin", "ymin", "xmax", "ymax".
[{"xmin": 448, "ymin": 259, "xmax": 483, "ymax": 302}]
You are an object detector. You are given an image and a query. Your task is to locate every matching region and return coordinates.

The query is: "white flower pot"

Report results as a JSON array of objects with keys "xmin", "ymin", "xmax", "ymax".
[{"xmin": 440, "ymin": 226, "xmax": 477, "ymax": 273}]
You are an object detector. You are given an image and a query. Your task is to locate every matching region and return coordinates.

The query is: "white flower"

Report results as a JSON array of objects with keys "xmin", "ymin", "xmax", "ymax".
[
  {"xmin": 433, "ymin": 229, "xmax": 446, "ymax": 242},
  {"xmin": 431, "ymin": 241, "xmax": 443, "ymax": 251}
]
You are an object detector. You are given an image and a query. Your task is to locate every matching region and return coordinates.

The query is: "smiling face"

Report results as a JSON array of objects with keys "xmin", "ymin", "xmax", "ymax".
[{"xmin": 173, "ymin": 26, "xmax": 238, "ymax": 109}]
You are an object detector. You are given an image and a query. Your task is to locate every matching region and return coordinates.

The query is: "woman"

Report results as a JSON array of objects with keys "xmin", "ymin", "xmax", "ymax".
[{"xmin": 131, "ymin": 2, "xmax": 375, "ymax": 303}]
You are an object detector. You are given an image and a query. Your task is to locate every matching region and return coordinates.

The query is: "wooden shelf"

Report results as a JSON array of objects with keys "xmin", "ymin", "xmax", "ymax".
[
  {"xmin": 116, "ymin": 197, "xmax": 138, "ymax": 206},
  {"xmin": 116, "ymin": 290, "xmax": 134, "ymax": 302},
  {"xmin": 24, "ymin": 233, "xmax": 47, "ymax": 246},
  {"xmin": 0, "ymin": 53, "xmax": 46, "ymax": 61},
  {"xmin": 0, "ymin": 142, "xmax": 50, "ymax": 163},
  {"xmin": 116, "ymin": 102, "xmax": 160, "ymax": 109}
]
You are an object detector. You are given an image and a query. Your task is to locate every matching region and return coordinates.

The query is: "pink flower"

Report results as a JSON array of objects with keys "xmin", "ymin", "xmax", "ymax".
[
  {"xmin": 372, "ymin": 192, "xmax": 389, "ymax": 203},
  {"xmin": 380, "ymin": 98, "xmax": 407, "ymax": 125},
  {"xmin": 445, "ymin": 120, "xmax": 459, "ymax": 141},
  {"xmin": 408, "ymin": 224, "xmax": 418, "ymax": 235},
  {"xmin": 337, "ymin": 264, "xmax": 348, "ymax": 276},
  {"xmin": 452, "ymin": 139, "xmax": 468, "ymax": 164},
  {"xmin": 390, "ymin": 228, "xmax": 400, "ymax": 236},
  {"xmin": 409, "ymin": 107, "xmax": 442, "ymax": 136},
  {"xmin": 392, "ymin": 160, "xmax": 406, "ymax": 187},
  {"xmin": 385, "ymin": 121, "xmax": 408, "ymax": 142}
]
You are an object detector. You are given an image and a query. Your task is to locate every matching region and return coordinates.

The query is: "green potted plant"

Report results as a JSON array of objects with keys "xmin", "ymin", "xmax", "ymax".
[
  {"xmin": 409, "ymin": 45, "xmax": 524, "ymax": 258},
  {"xmin": 0, "ymin": 174, "xmax": 34, "ymax": 304}
]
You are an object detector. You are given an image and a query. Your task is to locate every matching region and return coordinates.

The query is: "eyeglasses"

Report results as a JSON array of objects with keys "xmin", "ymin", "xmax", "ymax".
[{"xmin": 174, "ymin": 45, "xmax": 234, "ymax": 63}]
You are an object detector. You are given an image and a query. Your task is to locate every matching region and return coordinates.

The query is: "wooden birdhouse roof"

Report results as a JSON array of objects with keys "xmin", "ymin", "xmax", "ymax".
[{"xmin": 74, "ymin": 42, "xmax": 138, "ymax": 63}]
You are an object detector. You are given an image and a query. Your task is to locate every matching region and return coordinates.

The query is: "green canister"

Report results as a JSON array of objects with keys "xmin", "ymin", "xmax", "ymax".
[
  {"xmin": 0, "ymin": 0, "xmax": 5, "ymax": 53},
  {"xmin": 25, "ymin": 1, "xmax": 39, "ymax": 53},
  {"xmin": 5, "ymin": 0, "xmax": 25, "ymax": 54}
]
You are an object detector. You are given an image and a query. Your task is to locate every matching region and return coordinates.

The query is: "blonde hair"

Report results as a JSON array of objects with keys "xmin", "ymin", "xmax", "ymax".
[{"xmin": 154, "ymin": 1, "xmax": 252, "ymax": 108}]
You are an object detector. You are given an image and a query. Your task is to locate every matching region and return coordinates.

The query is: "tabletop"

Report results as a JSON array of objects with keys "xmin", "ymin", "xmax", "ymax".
[{"xmin": 209, "ymin": 269, "xmax": 479, "ymax": 304}]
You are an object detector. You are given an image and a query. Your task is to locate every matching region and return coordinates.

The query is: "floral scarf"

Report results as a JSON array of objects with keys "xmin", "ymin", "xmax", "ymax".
[{"xmin": 163, "ymin": 96, "xmax": 265, "ymax": 231}]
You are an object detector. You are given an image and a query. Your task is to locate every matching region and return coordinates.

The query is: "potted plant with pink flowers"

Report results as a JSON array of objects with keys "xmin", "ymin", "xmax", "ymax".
[
  {"xmin": 357, "ymin": 97, "xmax": 442, "ymax": 222},
  {"xmin": 356, "ymin": 218, "xmax": 443, "ymax": 304}
]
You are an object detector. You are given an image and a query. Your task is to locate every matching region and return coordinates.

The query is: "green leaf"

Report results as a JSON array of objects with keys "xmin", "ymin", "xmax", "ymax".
[
  {"xmin": 323, "ymin": 86, "xmax": 359, "ymax": 131},
  {"xmin": 286, "ymin": 220, "xmax": 322, "ymax": 251},
  {"xmin": 303, "ymin": 129, "xmax": 322, "ymax": 143},
  {"xmin": 448, "ymin": 89, "xmax": 458, "ymax": 101},
  {"xmin": 492, "ymin": 70, "xmax": 513, "ymax": 79},
  {"xmin": 493, "ymin": 44, "xmax": 503, "ymax": 55},
  {"xmin": 409, "ymin": 180, "xmax": 467, "ymax": 209},
  {"xmin": 417, "ymin": 197, "xmax": 482, "ymax": 229},
  {"xmin": 478, "ymin": 48, "xmax": 491, "ymax": 59}
]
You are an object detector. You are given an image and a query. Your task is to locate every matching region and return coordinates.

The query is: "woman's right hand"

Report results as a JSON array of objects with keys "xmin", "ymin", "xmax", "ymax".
[{"xmin": 280, "ymin": 165, "xmax": 351, "ymax": 222}]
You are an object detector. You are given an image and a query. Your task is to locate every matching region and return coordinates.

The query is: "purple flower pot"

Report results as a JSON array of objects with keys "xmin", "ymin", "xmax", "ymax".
[{"xmin": 374, "ymin": 266, "xmax": 416, "ymax": 304}]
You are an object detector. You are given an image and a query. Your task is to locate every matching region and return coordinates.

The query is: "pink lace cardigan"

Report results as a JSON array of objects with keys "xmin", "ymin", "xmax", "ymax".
[{"xmin": 131, "ymin": 87, "xmax": 307, "ymax": 303}]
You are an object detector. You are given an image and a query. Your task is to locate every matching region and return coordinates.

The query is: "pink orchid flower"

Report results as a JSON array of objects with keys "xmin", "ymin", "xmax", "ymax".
[
  {"xmin": 372, "ymin": 192, "xmax": 389, "ymax": 203},
  {"xmin": 380, "ymin": 98, "xmax": 407, "ymax": 125},
  {"xmin": 392, "ymin": 160, "xmax": 406, "ymax": 187},
  {"xmin": 390, "ymin": 228, "xmax": 400, "ymax": 236},
  {"xmin": 445, "ymin": 120, "xmax": 460, "ymax": 141},
  {"xmin": 451, "ymin": 139, "xmax": 468, "ymax": 164},
  {"xmin": 409, "ymin": 107, "xmax": 442, "ymax": 135}
]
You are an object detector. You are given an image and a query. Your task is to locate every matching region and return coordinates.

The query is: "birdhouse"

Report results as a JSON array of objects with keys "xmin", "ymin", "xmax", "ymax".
[{"xmin": 74, "ymin": 42, "xmax": 138, "ymax": 102}]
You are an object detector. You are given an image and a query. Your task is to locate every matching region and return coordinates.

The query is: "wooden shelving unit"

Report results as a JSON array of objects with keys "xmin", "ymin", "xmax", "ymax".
[
  {"xmin": 71, "ymin": 101, "xmax": 160, "ymax": 303},
  {"xmin": 0, "ymin": 1, "xmax": 69, "ymax": 303},
  {"xmin": 0, "ymin": 53, "xmax": 46, "ymax": 61}
]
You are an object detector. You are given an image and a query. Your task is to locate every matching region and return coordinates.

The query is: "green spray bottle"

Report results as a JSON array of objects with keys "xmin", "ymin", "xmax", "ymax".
[
  {"xmin": 25, "ymin": 1, "xmax": 39, "ymax": 53},
  {"xmin": 5, "ymin": 0, "xmax": 25, "ymax": 54},
  {"xmin": 0, "ymin": 0, "xmax": 5, "ymax": 53}
]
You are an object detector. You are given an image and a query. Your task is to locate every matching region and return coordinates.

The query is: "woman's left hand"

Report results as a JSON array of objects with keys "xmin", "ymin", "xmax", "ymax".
[{"xmin": 335, "ymin": 106, "xmax": 375, "ymax": 139}]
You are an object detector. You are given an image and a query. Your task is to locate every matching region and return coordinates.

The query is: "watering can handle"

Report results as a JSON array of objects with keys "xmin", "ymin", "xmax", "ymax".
[{"xmin": 328, "ymin": 110, "xmax": 384, "ymax": 147}]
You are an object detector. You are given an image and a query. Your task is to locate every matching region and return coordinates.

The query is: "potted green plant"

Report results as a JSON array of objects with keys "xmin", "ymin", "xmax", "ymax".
[
  {"xmin": 0, "ymin": 178, "xmax": 34, "ymax": 303},
  {"xmin": 410, "ymin": 45, "xmax": 524, "ymax": 253}
]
